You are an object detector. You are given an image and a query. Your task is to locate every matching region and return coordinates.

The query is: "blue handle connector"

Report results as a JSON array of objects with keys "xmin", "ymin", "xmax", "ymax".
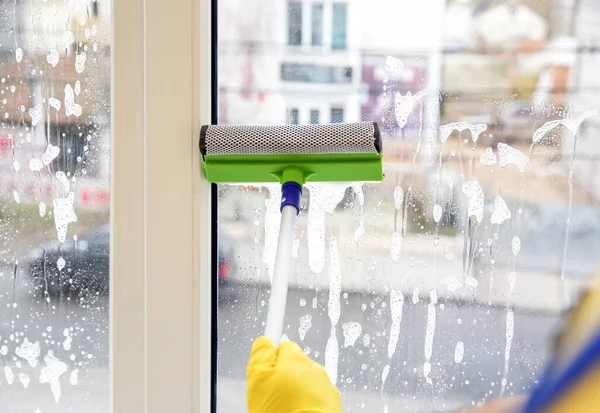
[{"xmin": 280, "ymin": 181, "xmax": 302, "ymax": 214}]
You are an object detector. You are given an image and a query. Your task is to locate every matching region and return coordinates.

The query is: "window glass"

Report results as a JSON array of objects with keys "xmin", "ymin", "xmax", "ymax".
[
  {"xmin": 330, "ymin": 107, "xmax": 345, "ymax": 123},
  {"xmin": 286, "ymin": 108, "xmax": 300, "ymax": 124},
  {"xmin": 217, "ymin": 0, "xmax": 600, "ymax": 411},
  {"xmin": 281, "ymin": 63, "xmax": 353, "ymax": 84},
  {"xmin": 312, "ymin": 3, "xmax": 324, "ymax": 46},
  {"xmin": 331, "ymin": 3, "xmax": 347, "ymax": 50},
  {"xmin": 310, "ymin": 109, "xmax": 320, "ymax": 124},
  {"xmin": 0, "ymin": 0, "xmax": 110, "ymax": 411},
  {"xmin": 288, "ymin": 1, "xmax": 303, "ymax": 46}
]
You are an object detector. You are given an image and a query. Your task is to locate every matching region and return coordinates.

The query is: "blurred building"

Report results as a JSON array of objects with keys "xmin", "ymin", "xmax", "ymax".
[
  {"xmin": 569, "ymin": 0, "xmax": 600, "ymax": 202},
  {"xmin": 358, "ymin": 0, "xmax": 445, "ymax": 142},
  {"xmin": 442, "ymin": 1, "xmax": 551, "ymax": 142},
  {"xmin": 218, "ymin": 0, "xmax": 361, "ymax": 125}
]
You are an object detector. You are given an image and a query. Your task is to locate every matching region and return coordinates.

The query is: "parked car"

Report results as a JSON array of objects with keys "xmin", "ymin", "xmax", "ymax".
[{"xmin": 25, "ymin": 224, "xmax": 235, "ymax": 297}]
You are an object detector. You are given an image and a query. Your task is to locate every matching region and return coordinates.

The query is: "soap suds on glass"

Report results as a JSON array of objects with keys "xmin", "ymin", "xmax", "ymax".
[
  {"xmin": 64, "ymin": 84, "xmax": 83, "ymax": 117},
  {"xmin": 298, "ymin": 315, "xmax": 312, "ymax": 341},
  {"xmin": 69, "ymin": 369, "xmax": 79, "ymax": 385},
  {"xmin": 454, "ymin": 341, "xmax": 464, "ymax": 363},
  {"xmin": 423, "ymin": 289, "xmax": 438, "ymax": 383},
  {"xmin": 39, "ymin": 350, "xmax": 68, "ymax": 403},
  {"xmin": 4, "ymin": 365, "xmax": 14, "ymax": 384},
  {"xmin": 53, "ymin": 192, "xmax": 78, "ymax": 243},
  {"xmin": 28, "ymin": 104, "xmax": 43, "ymax": 126},
  {"xmin": 439, "ymin": 122, "xmax": 487, "ymax": 144},
  {"xmin": 532, "ymin": 111, "xmax": 599, "ymax": 282},
  {"xmin": 48, "ymin": 97, "xmax": 61, "ymax": 110},
  {"xmin": 532, "ymin": 111, "xmax": 599, "ymax": 143},
  {"xmin": 461, "ymin": 181, "xmax": 484, "ymax": 223},
  {"xmin": 385, "ymin": 56, "xmax": 404, "ymax": 80},
  {"xmin": 55, "ymin": 171, "xmax": 70, "ymax": 193},
  {"xmin": 395, "ymin": 90, "xmax": 429, "ymax": 128},
  {"xmin": 511, "ymin": 236, "xmax": 521, "ymax": 256},
  {"xmin": 497, "ymin": 143, "xmax": 529, "ymax": 173},
  {"xmin": 19, "ymin": 372, "xmax": 30, "ymax": 388},
  {"xmin": 508, "ymin": 271, "xmax": 517, "ymax": 294},
  {"xmin": 41, "ymin": 144, "xmax": 60, "ymax": 166},
  {"xmin": 387, "ymin": 289, "xmax": 404, "ymax": 359},
  {"xmin": 16, "ymin": 338, "xmax": 40, "ymax": 367},
  {"xmin": 306, "ymin": 183, "xmax": 350, "ymax": 274},
  {"xmin": 62, "ymin": 328, "xmax": 72, "ymax": 350},
  {"xmin": 262, "ymin": 184, "xmax": 281, "ymax": 283},
  {"xmin": 390, "ymin": 232, "xmax": 403, "ymax": 263},
  {"xmin": 433, "ymin": 204, "xmax": 442, "ymax": 223},
  {"xmin": 412, "ymin": 288, "xmax": 420, "ymax": 304},
  {"xmin": 480, "ymin": 147, "xmax": 497, "ymax": 166},
  {"xmin": 342, "ymin": 322, "xmax": 362, "ymax": 348},
  {"xmin": 47, "ymin": 48, "xmax": 59, "ymax": 67},
  {"xmin": 491, "ymin": 196, "xmax": 511, "ymax": 226},
  {"xmin": 325, "ymin": 237, "xmax": 342, "ymax": 385},
  {"xmin": 440, "ymin": 276, "xmax": 463, "ymax": 292},
  {"xmin": 500, "ymin": 310, "xmax": 514, "ymax": 395}
]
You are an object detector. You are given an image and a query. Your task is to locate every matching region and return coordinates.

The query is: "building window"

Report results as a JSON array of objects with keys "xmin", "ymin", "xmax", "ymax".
[
  {"xmin": 310, "ymin": 109, "xmax": 320, "ymax": 124},
  {"xmin": 286, "ymin": 108, "xmax": 299, "ymax": 124},
  {"xmin": 332, "ymin": 3, "xmax": 347, "ymax": 50},
  {"xmin": 287, "ymin": 1, "xmax": 302, "ymax": 46},
  {"xmin": 330, "ymin": 107, "xmax": 344, "ymax": 123},
  {"xmin": 281, "ymin": 63, "xmax": 352, "ymax": 83},
  {"xmin": 52, "ymin": 124, "xmax": 93, "ymax": 177},
  {"xmin": 311, "ymin": 3, "xmax": 323, "ymax": 46},
  {"xmin": 92, "ymin": 0, "xmax": 99, "ymax": 17}
]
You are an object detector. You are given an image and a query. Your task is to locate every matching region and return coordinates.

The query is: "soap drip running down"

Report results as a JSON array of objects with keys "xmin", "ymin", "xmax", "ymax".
[
  {"xmin": 423, "ymin": 289, "xmax": 438, "ymax": 384},
  {"xmin": 532, "ymin": 110, "xmax": 599, "ymax": 143},
  {"xmin": 262, "ymin": 185, "xmax": 281, "ymax": 283},
  {"xmin": 531, "ymin": 110, "xmax": 599, "ymax": 283},
  {"xmin": 306, "ymin": 183, "xmax": 352, "ymax": 274},
  {"xmin": 395, "ymin": 90, "xmax": 429, "ymax": 128},
  {"xmin": 439, "ymin": 122, "xmax": 488, "ymax": 144},
  {"xmin": 500, "ymin": 310, "xmax": 514, "ymax": 395},
  {"xmin": 325, "ymin": 237, "xmax": 342, "ymax": 385}
]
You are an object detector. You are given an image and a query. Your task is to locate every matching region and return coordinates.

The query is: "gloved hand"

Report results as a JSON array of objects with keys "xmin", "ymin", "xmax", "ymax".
[{"xmin": 247, "ymin": 336, "xmax": 342, "ymax": 413}]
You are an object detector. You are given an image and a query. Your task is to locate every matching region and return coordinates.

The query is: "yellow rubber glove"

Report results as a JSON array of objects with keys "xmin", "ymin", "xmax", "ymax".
[{"xmin": 247, "ymin": 336, "xmax": 342, "ymax": 413}]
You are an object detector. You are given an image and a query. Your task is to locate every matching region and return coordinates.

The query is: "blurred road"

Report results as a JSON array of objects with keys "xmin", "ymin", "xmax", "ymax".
[
  {"xmin": 0, "ymin": 269, "xmax": 109, "ymax": 412},
  {"xmin": 217, "ymin": 282, "xmax": 561, "ymax": 412},
  {"xmin": 0, "ymin": 257, "xmax": 562, "ymax": 413},
  {"xmin": 223, "ymin": 227, "xmax": 589, "ymax": 313}
]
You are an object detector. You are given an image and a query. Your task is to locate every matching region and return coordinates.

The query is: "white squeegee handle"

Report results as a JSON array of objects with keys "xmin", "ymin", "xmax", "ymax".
[{"xmin": 264, "ymin": 182, "xmax": 302, "ymax": 347}]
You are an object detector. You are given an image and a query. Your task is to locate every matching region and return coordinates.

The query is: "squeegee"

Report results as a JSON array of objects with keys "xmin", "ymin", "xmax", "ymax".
[{"xmin": 200, "ymin": 122, "xmax": 383, "ymax": 346}]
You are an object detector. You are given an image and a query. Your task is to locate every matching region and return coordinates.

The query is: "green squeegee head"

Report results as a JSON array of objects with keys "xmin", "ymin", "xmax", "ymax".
[{"xmin": 199, "ymin": 122, "xmax": 383, "ymax": 185}]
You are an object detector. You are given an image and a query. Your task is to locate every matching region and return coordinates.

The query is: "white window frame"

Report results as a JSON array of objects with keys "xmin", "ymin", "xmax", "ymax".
[{"xmin": 111, "ymin": 0, "xmax": 212, "ymax": 411}]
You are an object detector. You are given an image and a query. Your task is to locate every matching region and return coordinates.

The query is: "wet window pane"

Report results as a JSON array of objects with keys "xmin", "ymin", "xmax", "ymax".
[
  {"xmin": 0, "ymin": 0, "xmax": 110, "ymax": 410},
  {"xmin": 217, "ymin": 0, "xmax": 600, "ymax": 411}
]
